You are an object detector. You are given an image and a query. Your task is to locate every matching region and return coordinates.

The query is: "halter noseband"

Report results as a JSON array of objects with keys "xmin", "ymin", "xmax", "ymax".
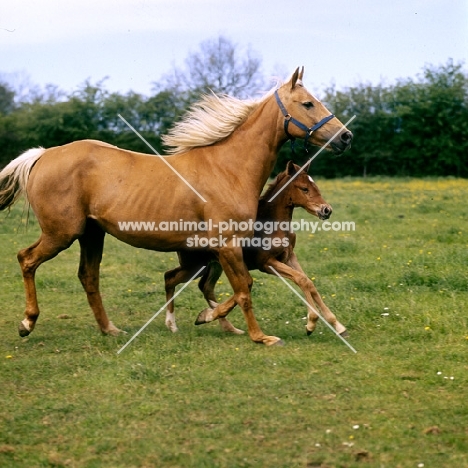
[{"xmin": 274, "ymin": 90, "xmax": 335, "ymax": 154}]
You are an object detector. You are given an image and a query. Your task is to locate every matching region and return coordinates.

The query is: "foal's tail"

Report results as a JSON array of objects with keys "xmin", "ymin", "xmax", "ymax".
[{"xmin": 0, "ymin": 147, "xmax": 46, "ymax": 211}]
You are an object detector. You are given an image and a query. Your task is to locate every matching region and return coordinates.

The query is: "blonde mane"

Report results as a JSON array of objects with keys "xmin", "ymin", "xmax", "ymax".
[{"xmin": 162, "ymin": 87, "xmax": 278, "ymax": 155}]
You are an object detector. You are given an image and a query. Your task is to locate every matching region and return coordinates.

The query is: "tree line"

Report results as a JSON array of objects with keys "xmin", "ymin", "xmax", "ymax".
[{"xmin": 1, "ymin": 37, "xmax": 467, "ymax": 177}]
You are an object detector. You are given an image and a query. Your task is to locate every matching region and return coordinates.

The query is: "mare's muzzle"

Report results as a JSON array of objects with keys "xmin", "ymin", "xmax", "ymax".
[{"xmin": 331, "ymin": 130, "xmax": 353, "ymax": 155}]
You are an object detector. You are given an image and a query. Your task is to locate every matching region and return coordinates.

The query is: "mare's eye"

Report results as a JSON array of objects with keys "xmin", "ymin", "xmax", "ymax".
[
  {"xmin": 302, "ymin": 102, "xmax": 314, "ymax": 109},
  {"xmin": 300, "ymin": 187, "xmax": 309, "ymax": 193}
]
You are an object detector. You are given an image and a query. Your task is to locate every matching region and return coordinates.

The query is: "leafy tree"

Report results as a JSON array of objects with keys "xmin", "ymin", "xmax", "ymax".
[
  {"xmin": 391, "ymin": 60, "xmax": 468, "ymax": 176},
  {"xmin": 0, "ymin": 82, "xmax": 15, "ymax": 115},
  {"xmin": 316, "ymin": 84, "xmax": 397, "ymax": 177},
  {"xmin": 307, "ymin": 59, "xmax": 468, "ymax": 178},
  {"xmin": 1, "ymin": 56, "xmax": 466, "ymax": 177},
  {"xmin": 157, "ymin": 35, "xmax": 265, "ymax": 100}
]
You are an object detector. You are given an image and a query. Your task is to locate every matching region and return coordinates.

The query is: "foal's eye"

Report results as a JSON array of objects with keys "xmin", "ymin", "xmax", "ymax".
[
  {"xmin": 300, "ymin": 187, "xmax": 309, "ymax": 193},
  {"xmin": 302, "ymin": 102, "xmax": 314, "ymax": 109}
]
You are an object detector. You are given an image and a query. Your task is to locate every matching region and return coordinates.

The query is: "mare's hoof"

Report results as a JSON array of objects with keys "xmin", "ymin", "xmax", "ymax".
[
  {"xmin": 270, "ymin": 339, "xmax": 285, "ymax": 347},
  {"xmin": 18, "ymin": 322, "xmax": 31, "ymax": 337},
  {"xmin": 263, "ymin": 336, "xmax": 284, "ymax": 346}
]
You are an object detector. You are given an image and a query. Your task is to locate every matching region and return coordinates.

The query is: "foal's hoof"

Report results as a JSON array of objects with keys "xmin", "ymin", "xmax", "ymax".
[
  {"xmin": 218, "ymin": 318, "xmax": 245, "ymax": 335},
  {"xmin": 195, "ymin": 308, "xmax": 214, "ymax": 325},
  {"xmin": 18, "ymin": 322, "xmax": 31, "ymax": 337},
  {"xmin": 340, "ymin": 330, "xmax": 349, "ymax": 338},
  {"xmin": 306, "ymin": 328, "xmax": 314, "ymax": 336},
  {"xmin": 165, "ymin": 322, "xmax": 179, "ymax": 333}
]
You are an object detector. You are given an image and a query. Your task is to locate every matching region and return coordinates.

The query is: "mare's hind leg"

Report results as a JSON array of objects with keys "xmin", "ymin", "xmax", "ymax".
[
  {"xmin": 17, "ymin": 234, "xmax": 74, "ymax": 336},
  {"xmin": 78, "ymin": 220, "xmax": 122, "ymax": 336},
  {"xmin": 198, "ymin": 261, "xmax": 244, "ymax": 335}
]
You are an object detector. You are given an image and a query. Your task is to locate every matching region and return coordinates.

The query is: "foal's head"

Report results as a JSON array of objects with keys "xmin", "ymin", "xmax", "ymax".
[{"xmin": 282, "ymin": 161, "xmax": 332, "ymax": 220}]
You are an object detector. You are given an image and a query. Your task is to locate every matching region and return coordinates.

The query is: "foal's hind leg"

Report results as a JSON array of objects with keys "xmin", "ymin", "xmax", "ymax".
[
  {"xmin": 164, "ymin": 263, "xmax": 205, "ymax": 333},
  {"xmin": 17, "ymin": 234, "xmax": 74, "ymax": 336},
  {"xmin": 78, "ymin": 220, "xmax": 122, "ymax": 336},
  {"xmin": 198, "ymin": 262, "xmax": 244, "ymax": 335},
  {"xmin": 198, "ymin": 261, "xmax": 224, "ymax": 309}
]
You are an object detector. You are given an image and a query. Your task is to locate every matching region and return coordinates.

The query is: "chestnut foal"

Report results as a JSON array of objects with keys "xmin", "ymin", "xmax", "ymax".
[{"xmin": 164, "ymin": 161, "xmax": 347, "ymax": 337}]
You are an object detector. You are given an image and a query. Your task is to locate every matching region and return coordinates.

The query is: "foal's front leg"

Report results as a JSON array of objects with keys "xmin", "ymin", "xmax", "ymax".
[{"xmin": 264, "ymin": 255, "xmax": 347, "ymax": 336}]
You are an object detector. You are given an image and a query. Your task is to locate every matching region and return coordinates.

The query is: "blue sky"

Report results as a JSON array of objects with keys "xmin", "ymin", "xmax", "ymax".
[{"xmin": 1, "ymin": 0, "xmax": 467, "ymax": 96}]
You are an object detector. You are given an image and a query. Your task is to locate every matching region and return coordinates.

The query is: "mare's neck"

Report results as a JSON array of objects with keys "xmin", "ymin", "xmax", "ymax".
[{"xmin": 220, "ymin": 95, "xmax": 288, "ymax": 197}]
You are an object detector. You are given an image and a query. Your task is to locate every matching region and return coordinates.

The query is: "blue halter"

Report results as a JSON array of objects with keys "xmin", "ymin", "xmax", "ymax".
[{"xmin": 274, "ymin": 90, "xmax": 335, "ymax": 154}]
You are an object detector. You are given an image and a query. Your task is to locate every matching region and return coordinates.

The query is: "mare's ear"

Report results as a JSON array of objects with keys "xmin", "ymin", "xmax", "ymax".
[
  {"xmin": 290, "ymin": 66, "xmax": 305, "ymax": 89},
  {"xmin": 302, "ymin": 161, "xmax": 311, "ymax": 173},
  {"xmin": 286, "ymin": 160, "xmax": 297, "ymax": 176},
  {"xmin": 298, "ymin": 66, "xmax": 304, "ymax": 81},
  {"xmin": 290, "ymin": 67, "xmax": 300, "ymax": 90}
]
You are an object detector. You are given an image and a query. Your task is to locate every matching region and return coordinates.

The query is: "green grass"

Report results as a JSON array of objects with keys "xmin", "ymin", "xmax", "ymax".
[{"xmin": 1, "ymin": 177, "xmax": 467, "ymax": 467}]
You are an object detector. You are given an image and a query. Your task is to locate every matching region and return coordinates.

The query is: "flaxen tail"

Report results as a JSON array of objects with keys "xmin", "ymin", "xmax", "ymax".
[{"xmin": 0, "ymin": 148, "xmax": 46, "ymax": 211}]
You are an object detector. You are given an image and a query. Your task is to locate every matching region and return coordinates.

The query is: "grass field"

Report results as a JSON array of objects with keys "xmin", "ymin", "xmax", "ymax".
[{"xmin": 1, "ymin": 177, "xmax": 467, "ymax": 468}]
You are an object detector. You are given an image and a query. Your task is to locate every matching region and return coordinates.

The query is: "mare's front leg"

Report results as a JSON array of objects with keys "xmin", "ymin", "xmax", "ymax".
[
  {"xmin": 265, "ymin": 255, "xmax": 347, "ymax": 336},
  {"xmin": 197, "ymin": 261, "xmax": 244, "ymax": 335},
  {"xmin": 198, "ymin": 246, "xmax": 282, "ymax": 346}
]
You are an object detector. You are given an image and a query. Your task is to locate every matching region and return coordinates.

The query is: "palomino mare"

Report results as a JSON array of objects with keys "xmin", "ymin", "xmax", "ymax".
[
  {"xmin": 164, "ymin": 161, "xmax": 348, "ymax": 337},
  {"xmin": 0, "ymin": 67, "xmax": 352, "ymax": 346}
]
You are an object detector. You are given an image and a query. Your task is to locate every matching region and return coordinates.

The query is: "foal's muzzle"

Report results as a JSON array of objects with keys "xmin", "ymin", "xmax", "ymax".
[{"xmin": 318, "ymin": 204, "xmax": 333, "ymax": 220}]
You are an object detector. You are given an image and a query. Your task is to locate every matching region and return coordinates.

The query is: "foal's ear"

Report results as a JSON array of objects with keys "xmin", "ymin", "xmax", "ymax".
[
  {"xmin": 286, "ymin": 160, "xmax": 297, "ymax": 176},
  {"xmin": 298, "ymin": 66, "xmax": 304, "ymax": 81},
  {"xmin": 302, "ymin": 161, "xmax": 311, "ymax": 173}
]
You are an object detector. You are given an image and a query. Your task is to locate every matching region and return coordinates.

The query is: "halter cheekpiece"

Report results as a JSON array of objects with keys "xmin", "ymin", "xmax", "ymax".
[{"xmin": 274, "ymin": 90, "xmax": 335, "ymax": 154}]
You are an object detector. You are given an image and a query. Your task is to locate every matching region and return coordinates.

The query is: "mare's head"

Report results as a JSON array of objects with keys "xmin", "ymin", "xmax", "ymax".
[
  {"xmin": 282, "ymin": 161, "xmax": 332, "ymax": 220},
  {"xmin": 275, "ymin": 67, "xmax": 353, "ymax": 154}
]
